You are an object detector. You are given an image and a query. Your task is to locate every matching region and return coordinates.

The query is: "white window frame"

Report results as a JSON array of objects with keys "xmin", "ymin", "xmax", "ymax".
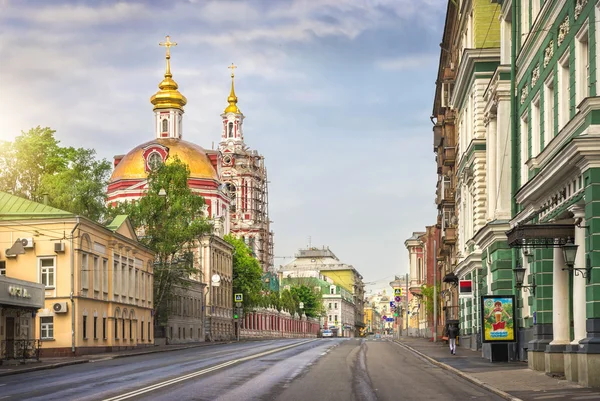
[
  {"xmin": 81, "ymin": 253, "xmax": 89, "ymax": 290},
  {"xmin": 40, "ymin": 316, "xmax": 54, "ymax": 339},
  {"xmin": 39, "ymin": 256, "xmax": 56, "ymax": 288},
  {"xmin": 520, "ymin": 113, "xmax": 529, "ymax": 186},
  {"xmin": 93, "ymin": 256, "xmax": 100, "ymax": 293},
  {"xmin": 558, "ymin": 51, "xmax": 571, "ymax": 130},
  {"xmin": 544, "ymin": 75, "xmax": 555, "ymax": 147},
  {"xmin": 103, "ymin": 258, "xmax": 108, "ymax": 295},
  {"xmin": 531, "ymin": 95, "xmax": 541, "ymax": 157},
  {"xmin": 576, "ymin": 22, "xmax": 590, "ymax": 106}
]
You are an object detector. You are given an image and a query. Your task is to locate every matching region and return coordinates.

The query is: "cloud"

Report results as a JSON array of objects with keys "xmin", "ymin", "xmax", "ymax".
[{"xmin": 375, "ymin": 54, "xmax": 439, "ymax": 71}]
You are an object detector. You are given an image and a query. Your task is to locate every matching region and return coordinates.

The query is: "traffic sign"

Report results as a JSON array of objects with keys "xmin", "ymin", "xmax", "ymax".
[
  {"xmin": 395, "ymin": 296, "xmax": 401, "ymax": 302},
  {"xmin": 387, "ymin": 318, "xmax": 393, "ymax": 322},
  {"xmin": 389, "ymin": 301, "xmax": 394, "ymax": 307},
  {"xmin": 382, "ymin": 315, "xmax": 387, "ymax": 320},
  {"xmin": 394, "ymin": 288, "xmax": 402, "ymax": 296},
  {"xmin": 234, "ymin": 293, "xmax": 243, "ymax": 302},
  {"xmin": 235, "ymin": 302, "xmax": 242, "ymax": 308}
]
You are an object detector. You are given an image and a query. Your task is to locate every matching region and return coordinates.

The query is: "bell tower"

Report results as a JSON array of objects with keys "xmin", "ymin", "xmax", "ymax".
[
  {"xmin": 220, "ymin": 63, "xmax": 245, "ymax": 149},
  {"xmin": 150, "ymin": 35, "xmax": 187, "ymax": 140}
]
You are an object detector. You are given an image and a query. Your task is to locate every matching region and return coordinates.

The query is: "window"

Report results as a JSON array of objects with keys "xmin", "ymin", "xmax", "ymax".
[
  {"xmin": 328, "ymin": 303, "xmax": 332, "ymax": 309},
  {"xmin": 576, "ymin": 24, "xmax": 590, "ymax": 105},
  {"xmin": 122, "ymin": 318, "xmax": 125, "ymax": 339},
  {"xmin": 0, "ymin": 260, "xmax": 5, "ymax": 275},
  {"xmin": 532, "ymin": 96, "xmax": 541, "ymax": 156},
  {"xmin": 40, "ymin": 317, "xmax": 54, "ymax": 339},
  {"xmin": 103, "ymin": 317, "xmax": 107, "ymax": 339},
  {"xmin": 149, "ymin": 322, "xmax": 152, "ymax": 341},
  {"xmin": 544, "ymin": 78, "xmax": 555, "ymax": 146},
  {"xmin": 129, "ymin": 320, "xmax": 133, "ymax": 340},
  {"xmin": 329, "ymin": 315, "xmax": 332, "ymax": 321},
  {"xmin": 520, "ymin": 114, "xmax": 529, "ymax": 186},
  {"xmin": 103, "ymin": 259, "xmax": 108, "ymax": 295},
  {"xmin": 114, "ymin": 318, "xmax": 118, "ymax": 339},
  {"xmin": 83, "ymin": 315, "xmax": 88, "ymax": 339},
  {"xmin": 81, "ymin": 253, "xmax": 89, "ymax": 290},
  {"xmin": 178, "ymin": 327, "xmax": 181, "ymax": 339},
  {"xmin": 334, "ymin": 315, "xmax": 338, "ymax": 322},
  {"xmin": 558, "ymin": 52, "xmax": 570, "ymax": 130},
  {"xmin": 141, "ymin": 321, "xmax": 144, "ymax": 340},
  {"xmin": 228, "ymin": 122, "xmax": 233, "ymax": 137},
  {"xmin": 334, "ymin": 303, "xmax": 338, "ymax": 309},
  {"xmin": 39, "ymin": 257, "xmax": 55, "ymax": 288},
  {"xmin": 93, "ymin": 317, "xmax": 98, "ymax": 339},
  {"xmin": 113, "ymin": 258, "xmax": 120, "ymax": 297},
  {"xmin": 93, "ymin": 256, "xmax": 99, "ymax": 293},
  {"xmin": 162, "ymin": 118, "xmax": 168, "ymax": 133}
]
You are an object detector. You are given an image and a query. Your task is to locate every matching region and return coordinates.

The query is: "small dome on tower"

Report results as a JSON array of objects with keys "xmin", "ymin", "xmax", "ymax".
[
  {"xmin": 224, "ymin": 63, "xmax": 241, "ymax": 114},
  {"xmin": 150, "ymin": 36, "xmax": 187, "ymax": 111}
]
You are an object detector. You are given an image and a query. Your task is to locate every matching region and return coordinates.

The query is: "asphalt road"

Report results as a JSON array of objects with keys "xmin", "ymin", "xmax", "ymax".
[{"xmin": 0, "ymin": 338, "xmax": 505, "ymax": 401}]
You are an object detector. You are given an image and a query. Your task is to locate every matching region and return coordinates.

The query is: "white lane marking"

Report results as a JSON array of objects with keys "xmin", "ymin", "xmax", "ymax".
[
  {"xmin": 0, "ymin": 384, "xmax": 6, "ymax": 387},
  {"xmin": 103, "ymin": 339, "xmax": 317, "ymax": 401}
]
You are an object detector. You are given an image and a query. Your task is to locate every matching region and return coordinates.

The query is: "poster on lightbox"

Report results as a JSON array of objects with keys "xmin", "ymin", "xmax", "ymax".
[{"xmin": 480, "ymin": 295, "xmax": 516, "ymax": 343}]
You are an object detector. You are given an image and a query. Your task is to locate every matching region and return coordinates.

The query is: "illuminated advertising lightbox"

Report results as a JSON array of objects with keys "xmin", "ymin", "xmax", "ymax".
[{"xmin": 480, "ymin": 295, "xmax": 516, "ymax": 343}]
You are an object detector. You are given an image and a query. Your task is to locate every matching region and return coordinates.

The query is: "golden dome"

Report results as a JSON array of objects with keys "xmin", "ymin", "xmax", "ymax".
[
  {"xmin": 224, "ymin": 63, "xmax": 241, "ymax": 114},
  {"xmin": 150, "ymin": 36, "xmax": 187, "ymax": 111},
  {"xmin": 110, "ymin": 139, "xmax": 218, "ymax": 182}
]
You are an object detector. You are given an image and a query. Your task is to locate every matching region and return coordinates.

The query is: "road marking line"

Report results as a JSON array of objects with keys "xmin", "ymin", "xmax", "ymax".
[{"xmin": 102, "ymin": 339, "xmax": 317, "ymax": 401}]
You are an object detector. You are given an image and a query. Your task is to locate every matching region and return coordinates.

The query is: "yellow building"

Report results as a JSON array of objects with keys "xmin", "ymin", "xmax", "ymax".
[
  {"xmin": 0, "ymin": 192, "xmax": 154, "ymax": 357},
  {"xmin": 320, "ymin": 266, "xmax": 365, "ymax": 335},
  {"xmin": 363, "ymin": 306, "xmax": 382, "ymax": 335}
]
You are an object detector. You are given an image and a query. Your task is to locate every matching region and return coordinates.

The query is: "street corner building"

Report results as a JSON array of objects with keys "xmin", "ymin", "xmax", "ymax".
[
  {"xmin": 419, "ymin": 0, "xmax": 600, "ymax": 389},
  {"xmin": 0, "ymin": 192, "xmax": 154, "ymax": 359}
]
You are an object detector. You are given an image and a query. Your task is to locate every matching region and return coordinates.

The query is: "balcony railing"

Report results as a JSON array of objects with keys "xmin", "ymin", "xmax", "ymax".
[
  {"xmin": 1, "ymin": 339, "xmax": 41, "ymax": 361},
  {"xmin": 443, "ymin": 147, "xmax": 456, "ymax": 165}
]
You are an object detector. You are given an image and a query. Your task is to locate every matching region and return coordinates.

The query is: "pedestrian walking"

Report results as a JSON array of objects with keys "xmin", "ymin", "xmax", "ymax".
[{"xmin": 448, "ymin": 324, "xmax": 458, "ymax": 355}]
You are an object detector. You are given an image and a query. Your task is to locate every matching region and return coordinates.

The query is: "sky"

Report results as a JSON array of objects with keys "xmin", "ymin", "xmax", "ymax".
[{"xmin": 0, "ymin": 0, "xmax": 445, "ymax": 288}]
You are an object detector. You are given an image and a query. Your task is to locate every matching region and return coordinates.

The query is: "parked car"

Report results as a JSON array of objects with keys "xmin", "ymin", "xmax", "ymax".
[{"xmin": 322, "ymin": 329, "xmax": 333, "ymax": 338}]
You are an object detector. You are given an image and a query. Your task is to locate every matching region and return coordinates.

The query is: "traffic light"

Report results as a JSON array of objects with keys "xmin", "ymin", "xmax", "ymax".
[
  {"xmin": 394, "ymin": 312, "xmax": 398, "ymax": 317},
  {"xmin": 234, "ymin": 313, "xmax": 239, "ymax": 319}
]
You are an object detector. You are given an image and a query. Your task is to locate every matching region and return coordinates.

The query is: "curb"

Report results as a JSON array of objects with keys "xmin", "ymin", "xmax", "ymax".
[
  {"xmin": 394, "ymin": 340, "xmax": 523, "ymax": 401},
  {"xmin": 0, "ymin": 359, "xmax": 90, "ymax": 377}
]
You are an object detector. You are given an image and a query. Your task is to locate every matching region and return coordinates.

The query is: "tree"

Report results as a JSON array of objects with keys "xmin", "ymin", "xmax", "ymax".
[
  {"xmin": 224, "ymin": 234, "xmax": 263, "ymax": 309},
  {"xmin": 290, "ymin": 284, "xmax": 324, "ymax": 318},
  {"xmin": 111, "ymin": 157, "xmax": 212, "ymax": 326},
  {"xmin": 0, "ymin": 126, "xmax": 111, "ymax": 220}
]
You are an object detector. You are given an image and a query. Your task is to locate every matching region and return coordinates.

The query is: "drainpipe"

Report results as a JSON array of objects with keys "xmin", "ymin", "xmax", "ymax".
[
  {"xmin": 510, "ymin": 0, "xmax": 519, "ymax": 362},
  {"xmin": 70, "ymin": 217, "xmax": 80, "ymax": 353}
]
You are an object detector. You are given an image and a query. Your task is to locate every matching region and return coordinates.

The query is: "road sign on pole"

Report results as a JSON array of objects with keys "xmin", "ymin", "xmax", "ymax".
[
  {"xmin": 394, "ymin": 288, "xmax": 402, "ymax": 297},
  {"xmin": 395, "ymin": 296, "xmax": 401, "ymax": 302},
  {"xmin": 234, "ymin": 293, "xmax": 243, "ymax": 302}
]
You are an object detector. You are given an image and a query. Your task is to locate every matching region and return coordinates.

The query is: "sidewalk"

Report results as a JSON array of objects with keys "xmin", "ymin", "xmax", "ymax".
[
  {"xmin": 396, "ymin": 337, "xmax": 600, "ymax": 401},
  {"xmin": 0, "ymin": 340, "xmax": 231, "ymax": 377}
]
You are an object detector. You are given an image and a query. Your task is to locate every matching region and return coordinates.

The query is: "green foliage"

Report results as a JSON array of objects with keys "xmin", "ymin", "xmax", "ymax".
[
  {"xmin": 110, "ymin": 157, "xmax": 212, "ymax": 324},
  {"xmin": 224, "ymin": 234, "xmax": 263, "ymax": 309},
  {"xmin": 0, "ymin": 126, "xmax": 111, "ymax": 220},
  {"xmin": 290, "ymin": 285, "xmax": 324, "ymax": 318},
  {"xmin": 420, "ymin": 283, "xmax": 441, "ymax": 316}
]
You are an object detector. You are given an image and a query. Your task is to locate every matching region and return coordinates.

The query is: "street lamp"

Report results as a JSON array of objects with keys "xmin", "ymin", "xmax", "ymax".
[
  {"xmin": 513, "ymin": 261, "xmax": 536, "ymax": 296},
  {"xmin": 561, "ymin": 238, "xmax": 591, "ymax": 283}
]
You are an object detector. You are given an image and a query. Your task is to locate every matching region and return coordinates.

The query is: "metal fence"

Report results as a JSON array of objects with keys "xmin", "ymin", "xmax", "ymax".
[{"xmin": 0, "ymin": 339, "xmax": 41, "ymax": 361}]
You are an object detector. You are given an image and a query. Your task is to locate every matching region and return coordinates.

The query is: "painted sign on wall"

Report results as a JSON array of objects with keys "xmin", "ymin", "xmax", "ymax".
[{"xmin": 480, "ymin": 295, "xmax": 516, "ymax": 343}]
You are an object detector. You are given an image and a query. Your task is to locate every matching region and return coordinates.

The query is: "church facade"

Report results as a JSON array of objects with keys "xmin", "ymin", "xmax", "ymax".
[
  {"xmin": 218, "ymin": 65, "xmax": 274, "ymax": 272},
  {"xmin": 106, "ymin": 36, "xmax": 234, "ymax": 343}
]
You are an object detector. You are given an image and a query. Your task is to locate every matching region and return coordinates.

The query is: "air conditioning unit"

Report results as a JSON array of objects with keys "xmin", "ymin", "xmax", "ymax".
[
  {"xmin": 54, "ymin": 242, "xmax": 65, "ymax": 253},
  {"xmin": 53, "ymin": 302, "xmax": 68, "ymax": 313},
  {"xmin": 5, "ymin": 249, "xmax": 16, "ymax": 258},
  {"xmin": 21, "ymin": 238, "xmax": 34, "ymax": 249}
]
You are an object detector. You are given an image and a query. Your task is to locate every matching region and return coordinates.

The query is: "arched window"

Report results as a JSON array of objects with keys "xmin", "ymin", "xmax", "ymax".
[
  {"xmin": 162, "ymin": 119, "xmax": 168, "ymax": 133},
  {"xmin": 228, "ymin": 122, "xmax": 233, "ymax": 137}
]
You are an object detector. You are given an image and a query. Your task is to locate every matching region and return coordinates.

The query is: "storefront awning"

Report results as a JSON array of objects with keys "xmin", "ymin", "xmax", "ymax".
[{"xmin": 506, "ymin": 224, "xmax": 575, "ymax": 248}]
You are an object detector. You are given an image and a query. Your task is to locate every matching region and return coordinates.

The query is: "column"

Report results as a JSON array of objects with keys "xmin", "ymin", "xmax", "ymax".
[
  {"xmin": 572, "ymin": 207, "xmax": 587, "ymax": 343},
  {"xmin": 545, "ymin": 245, "xmax": 570, "ymax": 374}
]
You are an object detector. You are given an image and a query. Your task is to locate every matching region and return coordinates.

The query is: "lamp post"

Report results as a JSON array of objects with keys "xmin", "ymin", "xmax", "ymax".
[
  {"xmin": 513, "ymin": 261, "xmax": 536, "ymax": 296},
  {"xmin": 561, "ymin": 238, "xmax": 591, "ymax": 283}
]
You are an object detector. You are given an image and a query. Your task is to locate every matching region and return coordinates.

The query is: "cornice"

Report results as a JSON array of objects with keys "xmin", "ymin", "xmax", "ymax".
[
  {"xmin": 455, "ymin": 250, "xmax": 482, "ymax": 278},
  {"xmin": 473, "ymin": 220, "xmax": 510, "ymax": 250},
  {"xmin": 452, "ymin": 48, "xmax": 501, "ymax": 109}
]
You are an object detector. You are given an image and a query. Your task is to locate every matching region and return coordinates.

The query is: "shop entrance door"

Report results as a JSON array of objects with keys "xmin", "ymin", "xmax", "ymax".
[{"xmin": 6, "ymin": 317, "xmax": 15, "ymax": 358}]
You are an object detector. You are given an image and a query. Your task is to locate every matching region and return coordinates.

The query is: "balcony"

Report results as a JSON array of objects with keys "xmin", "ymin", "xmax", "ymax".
[
  {"xmin": 443, "ymin": 227, "xmax": 456, "ymax": 245},
  {"xmin": 443, "ymin": 147, "xmax": 456, "ymax": 165},
  {"xmin": 443, "ymin": 188, "xmax": 455, "ymax": 204}
]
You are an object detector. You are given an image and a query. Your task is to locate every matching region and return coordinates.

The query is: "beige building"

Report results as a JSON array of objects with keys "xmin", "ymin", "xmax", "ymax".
[{"xmin": 0, "ymin": 192, "xmax": 154, "ymax": 357}]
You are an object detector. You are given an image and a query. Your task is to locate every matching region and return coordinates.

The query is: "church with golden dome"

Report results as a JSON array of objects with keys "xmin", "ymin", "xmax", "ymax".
[{"xmin": 106, "ymin": 36, "xmax": 237, "ymax": 343}]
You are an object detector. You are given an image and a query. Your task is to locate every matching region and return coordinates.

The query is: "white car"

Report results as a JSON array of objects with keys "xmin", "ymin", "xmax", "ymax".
[{"xmin": 322, "ymin": 329, "xmax": 333, "ymax": 338}]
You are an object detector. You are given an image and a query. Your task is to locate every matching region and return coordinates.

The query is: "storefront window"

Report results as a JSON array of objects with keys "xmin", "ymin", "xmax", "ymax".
[{"xmin": 40, "ymin": 317, "xmax": 54, "ymax": 339}]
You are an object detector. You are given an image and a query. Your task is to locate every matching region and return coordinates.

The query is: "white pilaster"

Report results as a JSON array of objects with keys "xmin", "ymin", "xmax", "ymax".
[
  {"xmin": 551, "ymin": 245, "xmax": 570, "ymax": 345},
  {"xmin": 486, "ymin": 116, "xmax": 497, "ymax": 221},
  {"xmin": 495, "ymin": 97, "xmax": 511, "ymax": 219},
  {"xmin": 571, "ymin": 206, "xmax": 587, "ymax": 343}
]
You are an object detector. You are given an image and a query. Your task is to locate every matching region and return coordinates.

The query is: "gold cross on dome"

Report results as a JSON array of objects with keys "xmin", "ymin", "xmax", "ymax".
[
  {"xmin": 159, "ymin": 35, "xmax": 177, "ymax": 58},
  {"xmin": 228, "ymin": 63, "xmax": 237, "ymax": 77}
]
